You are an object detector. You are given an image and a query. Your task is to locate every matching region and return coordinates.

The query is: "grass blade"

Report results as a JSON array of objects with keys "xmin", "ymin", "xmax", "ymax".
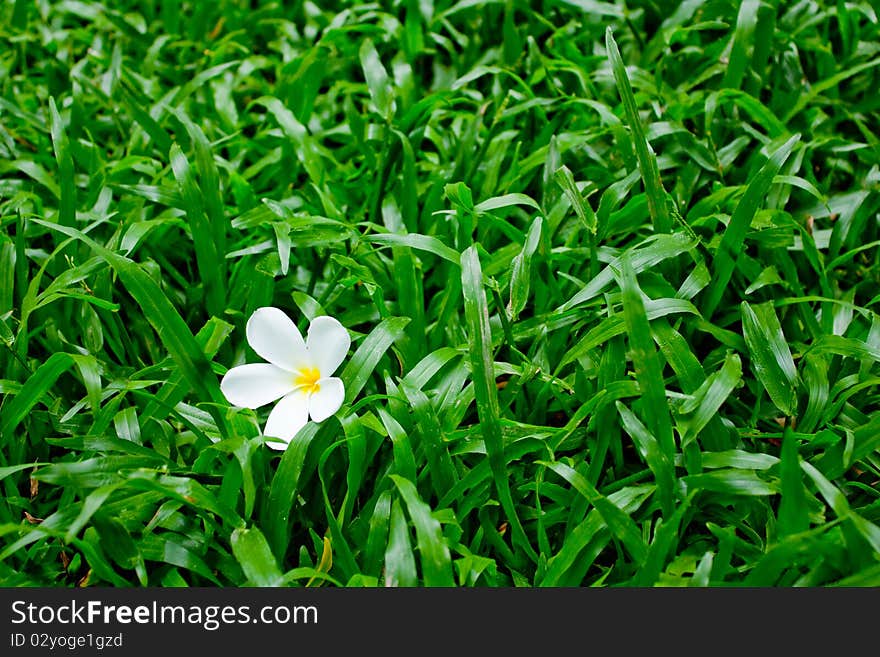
[
  {"xmin": 339, "ymin": 316, "xmax": 410, "ymax": 404},
  {"xmin": 384, "ymin": 499, "xmax": 418, "ymax": 587},
  {"xmin": 265, "ymin": 423, "xmax": 321, "ymax": 560},
  {"xmin": 461, "ymin": 245, "xmax": 535, "ymax": 561},
  {"xmin": 777, "ymin": 426, "xmax": 809, "ymax": 538},
  {"xmin": 721, "ymin": 0, "xmax": 760, "ymax": 90},
  {"xmin": 48, "ymin": 97, "xmax": 75, "ymax": 229},
  {"xmin": 1, "ymin": 352, "xmax": 73, "ymax": 446},
  {"xmin": 508, "ymin": 216, "xmax": 542, "ymax": 320},
  {"xmin": 545, "ymin": 462, "xmax": 648, "ymax": 563},
  {"xmin": 702, "ymin": 134, "xmax": 800, "ymax": 318},
  {"xmin": 560, "ymin": 232, "xmax": 697, "ymax": 311},
  {"xmin": 606, "ymin": 27, "xmax": 671, "ymax": 234},
  {"xmin": 231, "ymin": 526, "xmax": 284, "ymax": 587},
  {"xmin": 169, "ymin": 142, "xmax": 226, "ymax": 317},
  {"xmin": 616, "ymin": 402, "xmax": 675, "ymax": 517},
  {"xmin": 741, "ymin": 301, "xmax": 798, "ymax": 416},
  {"xmin": 616, "ymin": 254, "xmax": 676, "ymax": 482},
  {"xmin": 677, "ymin": 352, "xmax": 742, "ymax": 449},
  {"xmin": 359, "ymin": 39, "xmax": 396, "ymax": 121},
  {"xmin": 390, "ymin": 475, "xmax": 454, "ymax": 587}
]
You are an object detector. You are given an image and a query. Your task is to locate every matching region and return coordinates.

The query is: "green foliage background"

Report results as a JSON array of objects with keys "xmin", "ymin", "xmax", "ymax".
[{"xmin": 1, "ymin": 0, "xmax": 879, "ymax": 586}]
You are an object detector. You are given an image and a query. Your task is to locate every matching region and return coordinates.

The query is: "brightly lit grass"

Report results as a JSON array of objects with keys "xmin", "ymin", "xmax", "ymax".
[{"xmin": 1, "ymin": 0, "xmax": 879, "ymax": 587}]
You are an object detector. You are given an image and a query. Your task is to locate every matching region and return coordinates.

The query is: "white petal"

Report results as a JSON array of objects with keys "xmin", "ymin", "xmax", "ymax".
[
  {"xmin": 246, "ymin": 307, "xmax": 308, "ymax": 372},
  {"xmin": 308, "ymin": 377, "xmax": 345, "ymax": 423},
  {"xmin": 220, "ymin": 364, "xmax": 295, "ymax": 409},
  {"xmin": 306, "ymin": 316, "xmax": 350, "ymax": 377},
  {"xmin": 263, "ymin": 389, "xmax": 310, "ymax": 448}
]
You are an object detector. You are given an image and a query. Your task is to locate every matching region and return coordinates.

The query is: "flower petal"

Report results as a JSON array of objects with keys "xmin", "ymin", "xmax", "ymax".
[
  {"xmin": 246, "ymin": 307, "xmax": 308, "ymax": 372},
  {"xmin": 263, "ymin": 389, "xmax": 310, "ymax": 449},
  {"xmin": 306, "ymin": 316, "xmax": 350, "ymax": 377},
  {"xmin": 220, "ymin": 363, "xmax": 295, "ymax": 409},
  {"xmin": 309, "ymin": 377, "xmax": 345, "ymax": 423}
]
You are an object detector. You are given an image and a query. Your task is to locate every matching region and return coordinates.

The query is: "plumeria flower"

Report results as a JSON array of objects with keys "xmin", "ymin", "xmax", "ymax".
[{"xmin": 221, "ymin": 307, "xmax": 350, "ymax": 450}]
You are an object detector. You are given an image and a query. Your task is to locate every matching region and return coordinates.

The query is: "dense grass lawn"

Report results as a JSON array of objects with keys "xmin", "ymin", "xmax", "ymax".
[{"xmin": 1, "ymin": 0, "xmax": 879, "ymax": 588}]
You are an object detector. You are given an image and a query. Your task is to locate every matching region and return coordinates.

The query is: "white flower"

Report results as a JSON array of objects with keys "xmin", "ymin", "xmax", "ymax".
[{"xmin": 221, "ymin": 307, "xmax": 351, "ymax": 450}]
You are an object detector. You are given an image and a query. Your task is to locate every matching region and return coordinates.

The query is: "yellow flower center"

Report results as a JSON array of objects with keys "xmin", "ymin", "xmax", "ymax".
[{"xmin": 294, "ymin": 367, "xmax": 321, "ymax": 394}]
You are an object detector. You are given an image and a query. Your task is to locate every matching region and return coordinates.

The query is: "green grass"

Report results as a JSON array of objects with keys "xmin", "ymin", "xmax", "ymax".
[{"xmin": 1, "ymin": 0, "xmax": 879, "ymax": 587}]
